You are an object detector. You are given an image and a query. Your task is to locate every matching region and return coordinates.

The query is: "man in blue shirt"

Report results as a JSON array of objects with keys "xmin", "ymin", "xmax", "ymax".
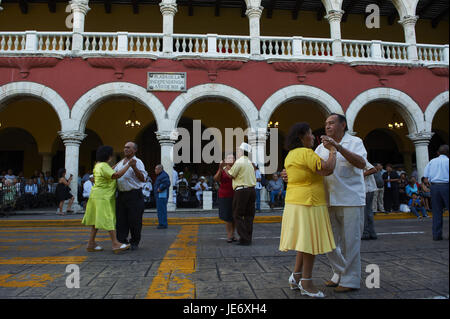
[
  {"xmin": 267, "ymin": 173, "xmax": 285, "ymax": 208},
  {"xmin": 154, "ymin": 164, "xmax": 171, "ymax": 229},
  {"xmin": 424, "ymin": 145, "xmax": 449, "ymax": 241}
]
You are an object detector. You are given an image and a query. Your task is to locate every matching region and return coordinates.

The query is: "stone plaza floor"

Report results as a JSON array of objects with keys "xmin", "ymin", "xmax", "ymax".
[{"xmin": 0, "ymin": 213, "xmax": 448, "ymax": 300}]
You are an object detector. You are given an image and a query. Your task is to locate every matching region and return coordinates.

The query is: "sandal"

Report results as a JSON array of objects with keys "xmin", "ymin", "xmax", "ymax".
[
  {"xmin": 112, "ymin": 243, "xmax": 130, "ymax": 254},
  {"xmin": 86, "ymin": 245, "xmax": 104, "ymax": 252}
]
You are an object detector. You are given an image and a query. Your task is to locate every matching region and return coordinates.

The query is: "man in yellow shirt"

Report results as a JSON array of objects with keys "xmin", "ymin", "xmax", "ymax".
[{"xmin": 224, "ymin": 143, "xmax": 257, "ymax": 245}]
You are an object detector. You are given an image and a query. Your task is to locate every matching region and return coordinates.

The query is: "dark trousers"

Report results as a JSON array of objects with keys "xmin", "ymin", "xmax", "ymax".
[
  {"xmin": 363, "ymin": 191, "xmax": 377, "ymax": 238},
  {"xmin": 431, "ymin": 183, "xmax": 449, "ymax": 240},
  {"xmin": 384, "ymin": 187, "xmax": 399, "ymax": 212},
  {"xmin": 232, "ymin": 187, "xmax": 256, "ymax": 243},
  {"xmin": 116, "ymin": 189, "xmax": 145, "ymax": 246}
]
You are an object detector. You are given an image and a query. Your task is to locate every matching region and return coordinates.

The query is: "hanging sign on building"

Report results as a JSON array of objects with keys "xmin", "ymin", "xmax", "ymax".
[{"xmin": 147, "ymin": 72, "xmax": 186, "ymax": 92}]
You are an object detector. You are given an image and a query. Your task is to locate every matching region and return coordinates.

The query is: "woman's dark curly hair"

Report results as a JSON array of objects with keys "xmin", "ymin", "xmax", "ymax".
[
  {"xmin": 96, "ymin": 145, "xmax": 114, "ymax": 162},
  {"xmin": 285, "ymin": 122, "xmax": 311, "ymax": 151}
]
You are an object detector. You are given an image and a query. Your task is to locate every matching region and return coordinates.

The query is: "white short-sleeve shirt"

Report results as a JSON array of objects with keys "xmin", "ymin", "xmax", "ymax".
[
  {"xmin": 115, "ymin": 156, "xmax": 147, "ymax": 192},
  {"xmin": 364, "ymin": 161, "xmax": 378, "ymax": 194},
  {"xmin": 315, "ymin": 132, "xmax": 367, "ymax": 207}
]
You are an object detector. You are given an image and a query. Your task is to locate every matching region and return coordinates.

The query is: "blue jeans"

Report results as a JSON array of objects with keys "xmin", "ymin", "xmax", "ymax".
[
  {"xmin": 270, "ymin": 190, "xmax": 285, "ymax": 204},
  {"xmin": 431, "ymin": 183, "xmax": 449, "ymax": 239},
  {"xmin": 156, "ymin": 197, "xmax": 168, "ymax": 227},
  {"xmin": 409, "ymin": 205, "xmax": 428, "ymax": 218},
  {"xmin": 255, "ymin": 189, "xmax": 261, "ymax": 211}
]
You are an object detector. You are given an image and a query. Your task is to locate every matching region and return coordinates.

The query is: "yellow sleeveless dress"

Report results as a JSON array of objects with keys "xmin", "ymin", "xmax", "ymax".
[{"xmin": 279, "ymin": 148, "xmax": 336, "ymax": 255}]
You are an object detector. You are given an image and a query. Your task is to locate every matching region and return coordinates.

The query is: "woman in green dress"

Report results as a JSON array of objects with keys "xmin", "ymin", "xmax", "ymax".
[{"xmin": 82, "ymin": 145, "xmax": 136, "ymax": 253}]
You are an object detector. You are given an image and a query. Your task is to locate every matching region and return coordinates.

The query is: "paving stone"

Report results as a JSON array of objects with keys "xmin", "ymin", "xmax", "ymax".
[
  {"xmin": 108, "ymin": 277, "xmax": 153, "ymax": 295},
  {"xmin": 97, "ymin": 264, "xmax": 151, "ymax": 278},
  {"xmin": 87, "ymin": 277, "xmax": 118, "ymax": 287},
  {"xmin": 220, "ymin": 274, "xmax": 246, "ymax": 282},
  {"xmin": 45, "ymin": 286, "xmax": 111, "ymax": 299},
  {"xmin": 0, "ymin": 287, "xmax": 30, "ymax": 297},
  {"xmin": 192, "ymin": 269, "xmax": 220, "ymax": 282},
  {"xmin": 217, "ymin": 259, "xmax": 265, "ymax": 275},
  {"xmin": 18, "ymin": 286, "xmax": 57, "ymax": 297},
  {"xmin": 253, "ymin": 288, "xmax": 287, "ymax": 299},
  {"xmin": 246, "ymin": 272, "xmax": 292, "ymax": 290},
  {"xmin": 196, "ymin": 281, "xmax": 256, "ymax": 299},
  {"xmin": 105, "ymin": 294, "xmax": 136, "ymax": 299}
]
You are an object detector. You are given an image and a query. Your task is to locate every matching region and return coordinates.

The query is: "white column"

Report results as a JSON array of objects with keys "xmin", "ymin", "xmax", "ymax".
[
  {"xmin": 325, "ymin": 10, "xmax": 344, "ymax": 58},
  {"xmin": 408, "ymin": 131, "xmax": 434, "ymax": 179},
  {"xmin": 156, "ymin": 131, "xmax": 177, "ymax": 212},
  {"xmin": 398, "ymin": 15, "xmax": 419, "ymax": 61},
  {"xmin": 70, "ymin": 0, "xmax": 90, "ymax": 51},
  {"xmin": 248, "ymin": 128, "xmax": 270, "ymax": 209},
  {"xmin": 59, "ymin": 130, "xmax": 86, "ymax": 210},
  {"xmin": 160, "ymin": 0, "xmax": 177, "ymax": 54},
  {"xmin": 246, "ymin": 3, "xmax": 263, "ymax": 56},
  {"xmin": 41, "ymin": 152, "xmax": 53, "ymax": 174}
]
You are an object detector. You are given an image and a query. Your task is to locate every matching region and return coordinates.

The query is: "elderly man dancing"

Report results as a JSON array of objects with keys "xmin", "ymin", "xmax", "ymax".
[{"xmin": 316, "ymin": 114, "xmax": 367, "ymax": 292}]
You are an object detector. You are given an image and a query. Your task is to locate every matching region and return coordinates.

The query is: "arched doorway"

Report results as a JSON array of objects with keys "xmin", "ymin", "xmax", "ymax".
[
  {"xmin": 84, "ymin": 97, "xmax": 156, "ymax": 173},
  {"xmin": 429, "ymin": 103, "xmax": 449, "ymax": 159},
  {"xmin": 0, "ymin": 97, "xmax": 61, "ymax": 177},
  {"xmin": 354, "ymin": 101, "xmax": 414, "ymax": 172},
  {"xmin": 0, "ymin": 127, "xmax": 39, "ymax": 177},
  {"xmin": 266, "ymin": 98, "xmax": 328, "ymax": 173}
]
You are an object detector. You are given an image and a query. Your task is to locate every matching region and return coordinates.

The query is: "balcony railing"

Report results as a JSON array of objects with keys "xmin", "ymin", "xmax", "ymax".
[{"xmin": 0, "ymin": 31, "xmax": 448, "ymax": 66}]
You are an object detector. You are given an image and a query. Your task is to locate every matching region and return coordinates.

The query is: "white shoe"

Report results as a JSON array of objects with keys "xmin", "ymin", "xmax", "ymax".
[
  {"xmin": 299, "ymin": 278, "xmax": 325, "ymax": 298},
  {"xmin": 288, "ymin": 272, "xmax": 302, "ymax": 290}
]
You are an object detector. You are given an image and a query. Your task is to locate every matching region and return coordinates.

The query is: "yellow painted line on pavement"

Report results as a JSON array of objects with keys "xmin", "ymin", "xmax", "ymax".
[
  {"xmin": 0, "ymin": 256, "xmax": 87, "ymax": 265},
  {"xmin": 1, "ymin": 211, "xmax": 447, "ymax": 228},
  {"xmin": 0, "ymin": 274, "xmax": 63, "ymax": 287},
  {"xmin": 146, "ymin": 225, "xmax": 198, "ymax": 299},
  {"xmin": 0, "ymin": 238, "xmax": 109, "ymax": 243}
]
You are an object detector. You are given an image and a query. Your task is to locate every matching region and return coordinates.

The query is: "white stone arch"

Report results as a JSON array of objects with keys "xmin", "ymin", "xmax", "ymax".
[
  {"xmin": 70, "ymin": 82, "xmax": 167, "ymax": 132},
  {"xmin": 259, "ymin": 85, "xmax": 344, "ymax": 128},
  {"xmin": 0, "ymin": 81, "xmax": 70, "ymax": 130},
  {"xmin": 424, "ymin": 91, "xmax": 449, "ymax": 132},
  {"xmin": 166, "ymin": 83, "xmax": 259, "ymax": 131},
  {"xmin": 346, "ymin": 87, "xmax": 424, "ymax": 134}
]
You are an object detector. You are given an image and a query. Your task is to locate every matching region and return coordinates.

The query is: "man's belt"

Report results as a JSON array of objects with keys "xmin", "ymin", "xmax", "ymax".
[{"xmin": 235, "ymin": 186, "xmax": 255, "ymax": 191}]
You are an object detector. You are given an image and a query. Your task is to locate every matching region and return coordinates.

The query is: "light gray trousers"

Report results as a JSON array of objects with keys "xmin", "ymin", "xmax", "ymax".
[{"xmin": 326, "ymin": 206, "xmax": 364, "ymax": 289}]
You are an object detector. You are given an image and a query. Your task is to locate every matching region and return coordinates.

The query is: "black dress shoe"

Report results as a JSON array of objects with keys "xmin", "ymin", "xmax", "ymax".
[
  {"xmin": 130, "ymin": 245, "xmax": 139, "ymax": 251},
  {"xmin": 361, "ymin": 236, "xmax": 370, "ymax": 240},
  {"xmin": 370, "ymin": 236, "xmax": 378, "ymax": 240},
  {"xmin": 157, "ymin": 225, "xmax": 168, "ymax": 229},
  {"xmin": 236, "ymin": 241, "xmax": 251, "ymax": 246}
]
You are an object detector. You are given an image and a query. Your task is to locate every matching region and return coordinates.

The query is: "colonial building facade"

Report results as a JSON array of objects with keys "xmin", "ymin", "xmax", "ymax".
[{"xmin": 0, "ymin": 0, "xmax": 448, "ymax": 209}]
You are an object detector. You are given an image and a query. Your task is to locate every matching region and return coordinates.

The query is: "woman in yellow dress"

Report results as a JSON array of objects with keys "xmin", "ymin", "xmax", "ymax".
[
  {"xmin": 82, "ymin": 145, "xmax": 136, "ymax": 253},
  {"xmin": 279, "ymin": 122, "xmax": 337, "ymax": 298}
]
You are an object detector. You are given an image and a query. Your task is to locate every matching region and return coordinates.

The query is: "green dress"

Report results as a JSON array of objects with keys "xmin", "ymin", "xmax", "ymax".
[{"xmin": 82, "ymin": 162, "xmax": 117, "ymax": 231}]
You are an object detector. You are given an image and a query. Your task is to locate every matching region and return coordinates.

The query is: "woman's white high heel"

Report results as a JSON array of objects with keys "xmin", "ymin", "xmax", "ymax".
[
  {"xmin": 288, "ymin": 272, "xmax": 302, "ymax": 290},
  {"xmin": 298, "ymin": 278, "xmax": 325, "ymax": 298}
]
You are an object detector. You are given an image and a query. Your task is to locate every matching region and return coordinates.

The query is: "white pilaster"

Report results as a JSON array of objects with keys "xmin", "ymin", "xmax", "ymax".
[
  {"xmin": 156, "ymin": 130, "xmax": 178, "ymax": 212},
  {"xmin": 69, "ymin": 0, "xmax": 90, "ymax": 51},
  {"xmin": 408, "ymin": 131, "xmax": 434, "ymax": 179},
  {"xmin": 58, "ymin": 130, "xmax": 87, "ymax": 211},
  {"xmin": 246, "ymin": 3, "xmax": 263, "ymax": 56},
  {"xmin": 248, "ymin": 128, "xmax": 270, "ymax": 209},
  {"xmin": 398, "ymin": 15, "xmax": 419, "ymax": 61},
  {"xmin": 25, "ymin": 31, "xmax": 38, "ymax": 52},
  {"xmin": 325, "ymin": 10, "xmax": 344, "ymax": 58},
  {"xmin": 160, "ymin": 0, "xmax": 178, "ymax": 54}
]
